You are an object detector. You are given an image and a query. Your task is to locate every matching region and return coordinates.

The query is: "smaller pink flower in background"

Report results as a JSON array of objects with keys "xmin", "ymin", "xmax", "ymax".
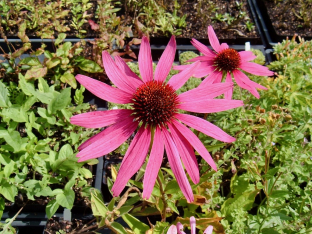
[
  {"xmin": 70, "ymin": 36, "xmax": 244, "ymax": 202},
  {"xmin": 174, "ymin": 25, "xmax": 274, "ymax": 99},
  {"xmin": 167, "ymin": 216, "xmax": 213, "ymax": 234}
]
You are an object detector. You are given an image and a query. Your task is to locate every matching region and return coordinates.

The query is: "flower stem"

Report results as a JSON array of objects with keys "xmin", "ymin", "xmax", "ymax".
[{"xmin": 157, "ymin": 176, "xmax": 167, "ymax": 222}]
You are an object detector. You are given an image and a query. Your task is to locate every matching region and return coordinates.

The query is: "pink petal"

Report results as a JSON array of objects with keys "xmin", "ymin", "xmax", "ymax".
[
  {"xmin": 76, "ymin": 74, "xmax": 132, "ymax": 104},
  {"xmin": 208, "ymin": 26, "xmax": 222, "ymax": 52},
  {"xmin": 190, "ymin": 38, "xmax": 215, "ymax": 57},
  {"xmin": 234, "ymin": 69, "xmax": 268, "ymax": 90},
  {"xmin": 167, "ymin": 225, "xmax": 177, "ymax": 234},
  {"xmin": 193, "ymin": 61, "xmax": 215, "ymax": 78},
  {"xmin": 139, "ymin": 37, "xmax": 153, "ymax": 82},
  {"xmin": 112, "ymin": 127, "xmax": 151, "ymax": 197},
  {"xmin": 204, "ymin": 226, "xmax": 213, "ymax": 234},
  {"xmin": 177, "ymin": 223, "xmax": 186, "ymax": 234},
  {"xmin": 233, "ymin": 71, "xmax": 260, "ymax": 99},
  {"xmin": 187, "ymin": 55, "xmax": 213, "ymax": 62},
  {"xmin": 142, "ymin": 127, "xmax": 164, "ymax": 199},
  {"xmin": 239, "ymin": 62, "xmax": 274, "ymax": 76},
  {"xmin": 154, "ymin": 36, "xmax": 176, "ymax": 83},
  {"xmin": 224, "ymin": 73, "xmax": 233, "ymax": 99},
  {"xmin": 179, "ymin": 82, "xmax": 234, "ymax": 102},
  {"xmin": 178, "ymin": 99, "xmax": 244, "ymax": 114},
  {"xmin": 171, "ymin": 120, "xmax": 217, "ymax": 171},
  {"xmin": 168, "ymin": 61, "xmax": 200, "ymax": 90},
  {"xmin": 239, "ymin": 51, "xmax": 257, "ymax": 62},
  {"xmin": 175, "ymin": 113, "xmax": 236, "ymax": 143},
  {"xmin": 162, "ymin": 129, "xmax": 194, "ymax": 202},
  {"xmin": 114, "ymin": 56, "xmax": 142, "ymax": 81},
  {"xmin": 173, "ymin": 64, "xmax": 190, "ymax": 71},
  {"xmin": 102, "ymin": 51, "xmax": 141, "ymax": 93},
  {"xmin": 76, "ymin": 117, "xmax": 138, "ymax": 161},
  {"xmin": 220, "ymin": 43, "xmax": 229, "ymax": 50},
  {"xmin": 199, "ymin": 71, "xmax": 223, "ymax": 87},
  {"xmin": 190, "ymin": 217, "xmax": 196, "ymax": 234},
  {"xmin": 168, "ymin": 123, "xmax": 199, "ymax": 184},
  {"xmin": 70, "ymin": 109, "xmax": 133, "ymax": 128}
]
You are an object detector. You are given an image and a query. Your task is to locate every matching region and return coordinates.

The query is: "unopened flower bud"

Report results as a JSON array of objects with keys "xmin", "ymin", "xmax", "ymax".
[
  {"xmin": 285, "ymin": 114, "xmax": 292, "ymax": 120},
  {"xmin": 260, "ymin": 118, "xmax": 266, "ymax": 124},
  {"xmin": 272, "ymin": 104, "xmax": 278, "ymax": 109}
]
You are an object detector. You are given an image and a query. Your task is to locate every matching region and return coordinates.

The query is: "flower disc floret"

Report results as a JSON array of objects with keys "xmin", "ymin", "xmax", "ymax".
[
  {"xmin": 132, "ymin": 80, "xmax": 179, "ymax": 127},
  {"xmin": 214, "ymin": 48, "xmax": 241, "ymax": 72}
]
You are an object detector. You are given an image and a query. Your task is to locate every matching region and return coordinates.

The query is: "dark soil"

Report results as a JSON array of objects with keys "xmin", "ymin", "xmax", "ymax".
[
  {"xmin": 177, "ymin": 0, "xmax": 259, "ymax": 39},
  {"xmin": 263, "ymin": 0, "xmax": 312, "ymax": 37}
]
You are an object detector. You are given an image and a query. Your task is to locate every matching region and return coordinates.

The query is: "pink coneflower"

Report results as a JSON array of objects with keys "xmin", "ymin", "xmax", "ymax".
[
  {"xmin": 167, "ymin": 216, "xmax": 213, "ymax": 234},
  {"xmin": 174, "ymin": 26, "xmax": 274, "ymax": 99},
  {"xmin": 70, "ymin": 36, "xmax": 243, "ymax": 202}
]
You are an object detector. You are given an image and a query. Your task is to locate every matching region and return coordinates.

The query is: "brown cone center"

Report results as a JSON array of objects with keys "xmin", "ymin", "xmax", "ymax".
[{"xmin": 214, "ymin": 48, "xmax": 241, "ymax": 72}]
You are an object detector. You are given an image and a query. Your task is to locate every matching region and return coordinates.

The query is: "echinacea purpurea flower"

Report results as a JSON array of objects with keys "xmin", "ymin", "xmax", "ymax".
[{"xmin": 70, "ymin": 36, "xmax": 244, "ymax": 202}]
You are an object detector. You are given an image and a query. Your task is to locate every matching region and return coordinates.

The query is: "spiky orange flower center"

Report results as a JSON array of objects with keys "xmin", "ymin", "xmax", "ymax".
[
  {"xmin": 214, "ymin": 48, "xmax": 241, "ymax": 72},
  {"xmin": 132, "ymin": 80, "xmax": 179, "ymax": 127}
]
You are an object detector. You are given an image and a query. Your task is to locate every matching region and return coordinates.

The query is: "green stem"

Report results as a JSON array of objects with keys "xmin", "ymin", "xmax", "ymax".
[{"xmin": 157, "ymin": 176, "xmax": 167, "ymax": 222}]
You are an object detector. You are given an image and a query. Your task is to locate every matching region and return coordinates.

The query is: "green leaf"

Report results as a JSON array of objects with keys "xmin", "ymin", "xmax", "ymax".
[
  {"xmin": 0, "ymin": 130, "xmax": 23, "ymax": 152},
  {"xmin": 221, "ymin": 190, "xmax": 259, "ymax": 222},
  {"xmin": 110, "ymin": 222, "xmax": 128, "ymax": 234},
  {"xmin": 150, "ymin": 221, "xmax": 169, "ymax": 234},
  {"xmin": 55, "ymin": 33, "xmax": 66, "ymax": 46},
  {"xmin": 270, "ymin": 190, "xmax": 289, "ymax": 199},
  {"xmin": 2, "ymin": 106, "xmax": 28, "ymax": 122},
  {"xmin": 60, "ymin": 73, "xmax": 77, "ymax": 89},
  {"xmin": 79, "ymin": 168, "xmax": 93, "ymax": 179},
  {"xmin": 46, "ymin": 58, "xmax": 61, "ymax": 69},
  {"xmin": 165, "ymin": 180, "xmax": 179, "ymax": 194},
  {"xmin": 91, "ymin": 189, "xmax": 108, "ymax": 217},
  {"xmin": 59, "ymin": 144, "xmax": 74, "ymax": 160},
  {"xmin": 24, "ymin": 67, "xmax": 47, "ymax": 80},
  {"xmin": 0, "ymin": 81, "xmax": 11, "ymax": 107},
  {"xmin": 121, "ymin": 213, "xmax": 150, "ymax": 234},
  {"xmin": 3, "ymin": 161, "xmax": 15, "ymax": 178},
  {"xmin": 0, "ymin": 197, "xmax": 5, "ymax": 219},
  {"xmin": 107, "ymin": 197, "xmax": 116, "ymax": 211},
  {"xmin": 78, "ymin": 59, "xmax": 103, "ymax": 73},
  {"xmin": 56, "ymin": 189, "xmax": 75, "ymax": 209},
  {"xmin": 0, "ymin": 181, "xmax": 18, "ymax": 202},
  {"xmin": 46, "ymin": 200, "xmax": 60, "ymax": 219},
  {"xmin": 118, "ymin": 205, "xmax": 133, "ymax": 216},
  {"xmin": 48, "ymin": 88, "xmax": 71, "ymax": 114},
  {"xmin": 18, "ymin": 73, "xmax": 35, "ymax": 96},
  {"xmin": 19, "ymin": 57, "xmax": 41, "ymax": 66},
  {"xmin": 38, "ymin": 77, "xmax": 50, "ymax": 93}
]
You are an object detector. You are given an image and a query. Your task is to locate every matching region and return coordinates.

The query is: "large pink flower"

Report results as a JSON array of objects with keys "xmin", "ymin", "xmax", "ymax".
[
  {"xmin": 167, "ymin": 216, "xmax": 213, "ymax": 234},
  {"xmin": 70, "ymin": 36, "xmax": 243, "ymax": 202},
  {"xmin": 174, "ymin": 26, "xmax": 274, "ymax": 99}
]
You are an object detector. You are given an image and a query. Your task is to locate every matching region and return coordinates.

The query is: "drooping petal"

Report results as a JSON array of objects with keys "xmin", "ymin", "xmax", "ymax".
[
  {"xmin": 114, "ymin": 56, "xmax": 142, "ymax": 81},
  {"xmin": 208, "ymin": 25, "xmax": 222, "ymax": 52},
  {"xmin": 76, "ymin": 74, "xmax": 132, "ymax": 104},
  {"xmin": 175, "ymin": 113, "xmax": 236, "ymax": 143},
  {"xmin": 162, "ymin": 129, "xmax": 194, "ymax": 202},
  {"xmin": 143, "ymin": 127, "xmax": 164, "ymax": 199},
  {"xmin": 179, "ymin": 82, "xmax": 233, "ymax": 103},
  {"xmin": 139, "ymin": 36, "xmax": 153, "ymax": 82},
  {"xmin": 233, "ymin": 71, "xmax": 260, "ymax": 99},
  {"xmin": 234, "ymin": 69, "xmax": 268, "ymax": 90},
  {"xmin": 178, "ymin": 99, "xmax": 244, "ymax": 114},
  {"xmin": 76, "ymin": 117, "xmax": 138, "ymax": 161},
  {"xmin": 190, "ymin": 217, "xmax": 196, "ymax": 234},
  {"xmin": 112, "ymin": 127, "xmax": 151, "ymax": 197},
  {"xmin": 154, "ymin": 36, "xmax": 176, "ymax": 83},
  {"xmin": 167, "ymin": 225, "xmax": 177, "ymax": 234},
  {"xmin": 239, "ymin": 51, "xmax": 257, "ymax": 62},
  {"xmin": 192, "ymin": 61, "xmax": 215, "ymax": 78},
  {"xmin": 190, "ymin": 38, "xmax": 215, "ymax": 57},
  {"xmin": 204, "ymin": 226, "xmax": 214, "ymax": 234},
  {"xmin": 177, "ymin": 223, "xmax": 186, "ymax": 234},
  {"xmin": 168, "ymin": 61, "xmax": 200, "ymax": 90},
  {"xmin": 168, "ymin": 123, "xmax": 199, "ymax": 184},
  {"xmin": 239, "ymin": 62, "xmax": 274, "ymax": 76},
  {"xmin": 198, "ymin": 71, "xmax": 223, "ymax": 87},
  {"xmin": 171, "ymin": 120, "xmax": 217, "ymax": 171},
  {"xmin": 70, "ymin": 109, "xmax": 133, "ymax": 128},
  {"xmin": 224, "ymin": 73, "xmax": 233, "ymax": 99},
  {"xmin": 102, "ymin": 51, "xmax": 141, "ymax": 92}
]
